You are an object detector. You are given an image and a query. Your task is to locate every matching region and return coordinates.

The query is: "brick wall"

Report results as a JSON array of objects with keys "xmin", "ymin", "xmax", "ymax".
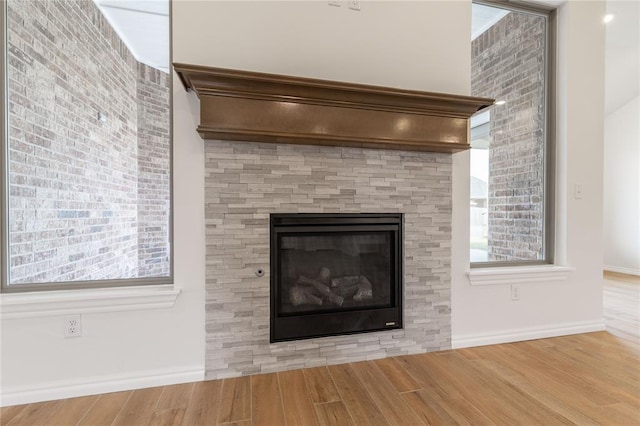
[
  {"xmin": 471, "ymin": 11, "xmax": 546, "ymax": 261},
  {"xmin": 205, "ymin": 141, "xmax": 452, "ymax": 379},
  {"xmin": 7, "ymin": 0, "xmax": 170, "ymax": 284},
  {"xmin": 136, "ymin": 63, "xmax": 171, "ymax": 277}
]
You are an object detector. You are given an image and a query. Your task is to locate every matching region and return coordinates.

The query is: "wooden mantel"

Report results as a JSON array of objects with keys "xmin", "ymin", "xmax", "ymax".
[{"xmin": 173, "ymin": 63, "xmax": 494, "ymax": 153}]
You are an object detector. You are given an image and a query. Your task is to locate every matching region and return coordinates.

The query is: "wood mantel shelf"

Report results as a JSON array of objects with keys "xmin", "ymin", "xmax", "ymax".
[{"xmin": 173, "ymin": 63, "xmax": 494, "ymax": 153}]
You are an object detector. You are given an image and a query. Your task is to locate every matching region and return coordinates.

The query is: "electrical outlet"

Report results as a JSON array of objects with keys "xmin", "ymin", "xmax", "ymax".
[
  {"xmin": 348, "ymin": 0, "xmax": 360, "ymax": 11},
  {"xmin": 511, "ymin": 285, "xmax": 520, "ymax": 301},
  {"xmin": 64, "ymin": 315, "xmax": 82, "ymax": 338}
]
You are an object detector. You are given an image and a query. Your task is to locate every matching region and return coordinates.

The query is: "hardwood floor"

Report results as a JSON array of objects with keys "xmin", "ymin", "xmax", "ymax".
[
  {"xmin": 2, "ymin": 331, "xmax": 639, "ymax": 425},
  {"xmin": 3, "ymin": 273, "xmax": 639, "ymax": 425}
]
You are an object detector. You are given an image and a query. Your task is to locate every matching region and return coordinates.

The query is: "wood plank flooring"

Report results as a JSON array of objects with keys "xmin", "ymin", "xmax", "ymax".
[
  {"xmin": 2, "ymin": 331, "xmax": 638, "ymax": 425},
  {"xmin": 2, "ymin": 272, "xmax": 639, "ymax": 425}
]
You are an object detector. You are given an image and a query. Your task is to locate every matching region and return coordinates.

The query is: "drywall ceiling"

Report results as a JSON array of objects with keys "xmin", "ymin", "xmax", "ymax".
[
  {"xmin": 472, "ymin": 3, "xmax": 509, "ymax": 40},
  {"xmin": 93, "ymin": 0, "xmax": 169, "ymax": 73}
]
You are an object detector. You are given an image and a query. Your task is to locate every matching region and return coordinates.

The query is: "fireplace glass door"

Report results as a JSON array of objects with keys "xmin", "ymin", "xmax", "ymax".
[
  {"xmin": 279, "ymin": 233, "xmax": 392, "ymax": 314},
  {"xmin": 271, "ymin": 214, "xmax": 402, "ymax": 342}
]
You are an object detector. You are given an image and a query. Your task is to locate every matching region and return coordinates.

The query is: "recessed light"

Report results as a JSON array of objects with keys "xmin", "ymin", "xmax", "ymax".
[
  {"xmin": 495, "ymin": 100, "xmax": 506, "ymax": 106},
  {"xmin": 603, "ymin": 14, "xmax": 614, "ymax": 24}
]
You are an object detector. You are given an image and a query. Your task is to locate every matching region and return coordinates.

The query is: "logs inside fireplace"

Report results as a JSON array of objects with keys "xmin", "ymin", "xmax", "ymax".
[{"xmin": 270, "ymin": 214, "xmax": 403, "ymax": 342}]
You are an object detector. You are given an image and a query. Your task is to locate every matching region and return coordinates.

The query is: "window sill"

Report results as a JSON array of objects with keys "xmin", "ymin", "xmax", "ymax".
[
  {"xmin": 467, "ymin": 265, "xmax": 575, "ymax": 286},
  {"xmin": 0, "ymin": 285, "xmax": 181, "ymax": 319}
]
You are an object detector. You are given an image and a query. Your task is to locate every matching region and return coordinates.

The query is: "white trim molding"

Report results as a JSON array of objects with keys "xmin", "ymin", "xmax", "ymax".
[
  {"xmin": 0, "ymin": 365, "xmax": 204, "ymax": 407},
  {"xmin": 452, "ymin": 319, "xmax": 606, "ymax": 349},
  {"xmin": 467, "ymin": 265, "xmax": 575, "ymax": 286},
  {"xmin": 0, "ymin": 285, "xmax": 181, "ymax": 319}
]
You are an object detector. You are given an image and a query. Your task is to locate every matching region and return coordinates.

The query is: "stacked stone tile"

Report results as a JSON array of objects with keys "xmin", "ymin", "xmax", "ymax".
[{"xmin": 205, "ymin": 141, "xmax": 452, "ymax": 379}]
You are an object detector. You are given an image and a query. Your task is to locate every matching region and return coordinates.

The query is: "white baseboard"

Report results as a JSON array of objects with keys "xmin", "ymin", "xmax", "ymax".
[
  {"xmin": 0, "ymin": 366, "xmax": 205, "ymax": 407},
  {"xmin": 604, "ymin": 265, "xmax": 640, "ymax": 276},
  {"xmin": 451, "ymin": 320, "xmax": 606, "ymax": 349}
]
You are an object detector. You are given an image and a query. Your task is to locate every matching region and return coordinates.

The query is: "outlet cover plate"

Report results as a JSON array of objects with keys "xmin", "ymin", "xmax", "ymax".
[{"xmin": 64, "ymin": 314, "xmax": 82, "ymax": 338}]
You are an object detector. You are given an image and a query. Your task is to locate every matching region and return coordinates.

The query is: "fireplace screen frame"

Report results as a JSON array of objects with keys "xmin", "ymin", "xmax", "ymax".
[{"xmin": 270, "ymin": 213, "xmax": 403, "ymax": 342}]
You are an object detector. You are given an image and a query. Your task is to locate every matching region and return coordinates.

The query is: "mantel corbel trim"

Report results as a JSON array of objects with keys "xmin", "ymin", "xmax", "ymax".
[{"xmin": 173, "ymin": 63, "xmax": 494, "ymax": 153}]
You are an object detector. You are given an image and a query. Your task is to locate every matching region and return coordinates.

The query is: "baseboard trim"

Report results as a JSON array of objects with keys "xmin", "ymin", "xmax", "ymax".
[
  {"xmin": 0, "ymin": 366, "xmax": 205, "ymax": 407},
  {"xmin": 451, "ymin": 320, "xmax": 606, "ymax": 349},
  {"xmin": 604, "ymin": 265, "xmax": 640, "ymax": 276}
]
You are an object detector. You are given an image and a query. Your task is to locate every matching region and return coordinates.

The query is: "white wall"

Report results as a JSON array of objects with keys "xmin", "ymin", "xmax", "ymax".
[
  {"xmin": 0, "ymin": 93, "xmax": 206, "ymax": 403},
  {"xmin": 172, "ymin": 0, "xmax": 471, "ymax": 94},
  {"xmin": 0, "ymin": 26, "xmax": 207, "ymax": 409},
  {"xmin": 0, "ymin": 0, "xmax": 608, "ymax": 404},
  {"xmin": 604, "ymin": 96, "xmax": 640, "ymax": 275},
  {"xmin": 452, "ymin": 0, "xmax": 606, "ymax": 343}
]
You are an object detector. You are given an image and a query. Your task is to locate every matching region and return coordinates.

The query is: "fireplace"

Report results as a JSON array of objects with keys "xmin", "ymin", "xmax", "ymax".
[
  {"xmin": 178, "ymin": 64, "xmax": 481, "ymax": 376},
  {"xmin": 270, "ymin": 213, "xmax": 403, "ymax": 342}
]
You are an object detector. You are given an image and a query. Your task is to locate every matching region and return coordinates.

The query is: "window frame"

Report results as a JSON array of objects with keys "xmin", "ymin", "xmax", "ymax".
[
  {"xmin": 0, "ymin": 0, "xmax": 174, "ymax": 293},
  {"xmin": 470, "ymin": 0, "xmax": 557, "ymax": 268}
]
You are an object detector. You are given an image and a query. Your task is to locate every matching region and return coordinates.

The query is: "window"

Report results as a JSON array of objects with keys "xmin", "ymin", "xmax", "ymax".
[
  {"xmin": 470, "ymin": 1, "xmax": 555, "ymax": 266},
  {"xmin": 1, "ymin": 0, "xmax": 172, "ymax": 292}
]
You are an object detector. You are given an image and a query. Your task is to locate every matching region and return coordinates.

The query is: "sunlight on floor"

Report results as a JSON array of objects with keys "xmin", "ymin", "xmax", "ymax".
[{"xmin": 603, "ymin": 271, "xmax": 640, "ymax": 344}]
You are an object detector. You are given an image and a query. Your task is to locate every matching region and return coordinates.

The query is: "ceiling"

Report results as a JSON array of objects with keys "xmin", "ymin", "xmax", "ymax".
[
  {"xmin": 472, "ymin": 3, "xmax": 509, "ymax": 40},
  {"xmin": 94, "ymin": 0, "xmax": 638, "ymax": 114},
  {"xmin": 93, "ymin": 0, "xmax": 169, "ymax": 73}
]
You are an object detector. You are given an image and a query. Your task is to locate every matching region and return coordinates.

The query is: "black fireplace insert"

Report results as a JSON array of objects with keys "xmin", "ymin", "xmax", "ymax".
[{"xmin": 270, "ymin": 213, "xmax": 403, "ymax": 342}]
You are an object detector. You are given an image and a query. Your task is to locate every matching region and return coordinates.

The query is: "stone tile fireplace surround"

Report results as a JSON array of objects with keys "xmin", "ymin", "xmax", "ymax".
[
  {"xmin": 204, "ymin": 140, "xmax": 452, "ymax": 379},
  {"xmin": 173, "ymin": 63, "xmax": 491, "ymax": 379}
]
